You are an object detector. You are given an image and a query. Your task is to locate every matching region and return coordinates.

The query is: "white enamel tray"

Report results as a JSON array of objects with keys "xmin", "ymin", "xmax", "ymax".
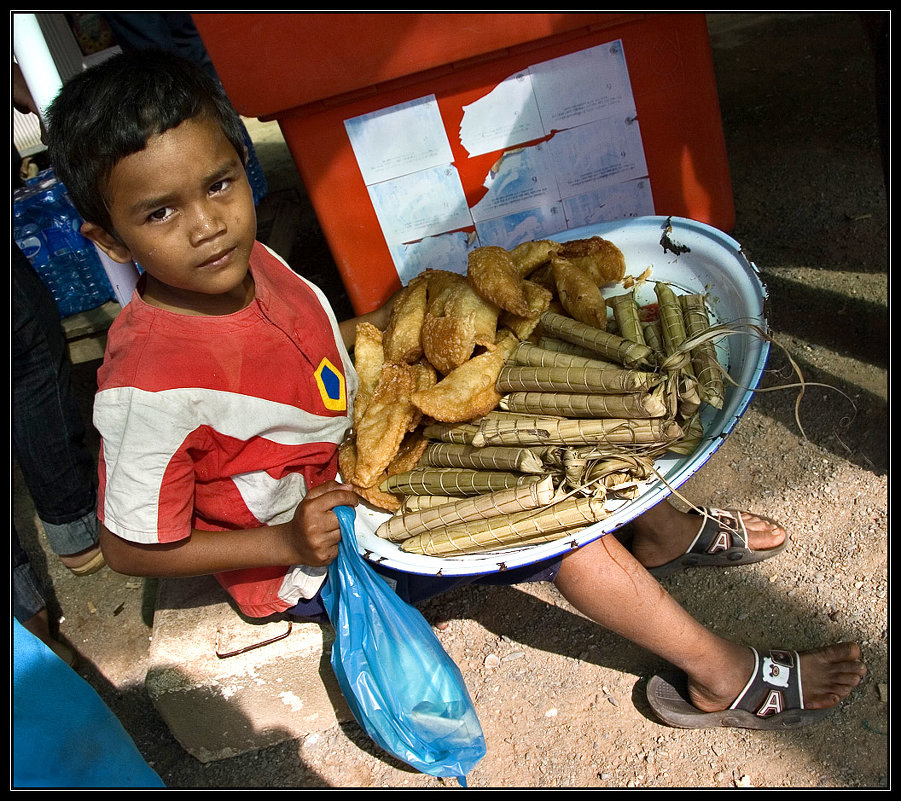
[{"xmin": 353, "ymin": 216, "xmax": 770, "ymax": 576}]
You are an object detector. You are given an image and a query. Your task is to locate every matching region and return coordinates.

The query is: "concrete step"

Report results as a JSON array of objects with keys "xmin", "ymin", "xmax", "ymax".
[{"xmin": 146, "ymin": 575, "xmax": 351, "ymax": 763}]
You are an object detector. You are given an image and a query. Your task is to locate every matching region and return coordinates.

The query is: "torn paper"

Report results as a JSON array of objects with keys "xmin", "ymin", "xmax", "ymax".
[
  {"xmin": 459, "ymin": 71, "xmax": 544, "ymax": 158},
  {"xmin": 388, "ymin": 230, "xmax": 477, "ymax": 286},
  {"xmin": 469, "ymin": 144, "xmax": 557, "ymax": 223}
]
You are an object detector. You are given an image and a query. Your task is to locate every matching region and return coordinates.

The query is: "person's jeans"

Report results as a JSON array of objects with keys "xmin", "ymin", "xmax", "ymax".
[
  {"xmin": 13, "ymin": 246, "xmax": 98, "ymax": 557},
  {"xmin": 13, "ymin": 524, "xmax": 45, "ymax": 623}
]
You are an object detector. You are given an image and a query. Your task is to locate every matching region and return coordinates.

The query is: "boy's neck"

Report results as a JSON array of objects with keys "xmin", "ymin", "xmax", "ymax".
[{"xmin": 141, "ymin": 273, "xmax": 256, "ymax": 316}]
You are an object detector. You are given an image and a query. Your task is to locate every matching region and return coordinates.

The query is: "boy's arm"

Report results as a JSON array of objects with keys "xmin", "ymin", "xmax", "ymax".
[{"xmin": 99, "ymin": 480, "xmax": 359, "ymax": 578}]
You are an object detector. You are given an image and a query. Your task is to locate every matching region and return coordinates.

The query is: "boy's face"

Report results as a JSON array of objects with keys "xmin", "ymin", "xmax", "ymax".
[{"xmin": 83, "ymin": 115, "xmax": 257, "ymax": 314}]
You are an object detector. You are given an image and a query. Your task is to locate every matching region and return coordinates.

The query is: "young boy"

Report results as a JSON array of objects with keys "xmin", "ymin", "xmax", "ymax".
[{"xmin": 47, "ymin": 50, "xmax": 864, "ymax": 731}]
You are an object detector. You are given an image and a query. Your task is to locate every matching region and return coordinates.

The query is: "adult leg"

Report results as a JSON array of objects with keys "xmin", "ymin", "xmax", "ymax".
[
  {"xmin": 12, "ymin": 247, "xmax": 100, "ymax": 570},
  {"xmin": 103, "ymin": 13, "xmax": 219, "ymax": 80},
  {"xmin": 13, "ymin": 524, "xmax": 76, "ymax": 665},
  {"xmin": 553, "ymin": 535, "xmax": 865, "ymax": 713},
  {"xmin": 13, "ymin": 524, "xmax": 45, "ymax": 626}
]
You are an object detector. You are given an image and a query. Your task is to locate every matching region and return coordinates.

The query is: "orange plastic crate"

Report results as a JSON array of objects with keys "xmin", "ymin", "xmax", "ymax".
[{"xmin": 196, "ymin": 13, "xmax": 733, "ymax": 314}]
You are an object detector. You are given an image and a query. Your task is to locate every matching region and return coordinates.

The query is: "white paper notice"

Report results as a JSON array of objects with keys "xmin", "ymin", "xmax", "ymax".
[
  {"xmin": 367, "ymin": 164, "xmax": 471, "ymax": 245},
  {"xmin": 456, "ymin": 38, "xmax": 652, "ymax": 249},
  {"xmin": 529, "ymin": 41, "xmax": 633, "ymax": 132},
  {"xmin": 459, "ymin": 71, "xmax": 545, "ymax": 158},
  {"xmin": 474, "ymin": 204, "xmax": 566, "ymax": 252},
  {"xmin": 549, "ymin": 114, "xmax": 648, "ymax": 198},
  {"xmin": 562, "ymin": 178, "xmax": 655, "ymax": 228},
  {"xmin": 344, "ymin": 95, "xmax": 454, "ymax": 185},
  {"xmin": 346, "ymin": 95, "xmax": 472, "ymax": 269}
]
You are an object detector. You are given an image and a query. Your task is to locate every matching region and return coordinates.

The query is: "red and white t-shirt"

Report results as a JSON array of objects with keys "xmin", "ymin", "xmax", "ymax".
[{"xmin": 94, "ymin": 242, "xmax": 357, "ymax": 618}]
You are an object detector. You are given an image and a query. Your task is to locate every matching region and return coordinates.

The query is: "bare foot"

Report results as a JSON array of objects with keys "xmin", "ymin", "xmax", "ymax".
[
  {"xmin": 630, "ymin": 502, "xmax": 786, "ymax": 570},
  {"xmin": 688, "ymin": 642, "xmax": 866, "ymax": 714}
]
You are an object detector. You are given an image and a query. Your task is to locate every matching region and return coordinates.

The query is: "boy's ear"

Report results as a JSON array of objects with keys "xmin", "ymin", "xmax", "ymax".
[{"xmin": 81, "ymin": 222, "xmax": 134, "ymax": 264}]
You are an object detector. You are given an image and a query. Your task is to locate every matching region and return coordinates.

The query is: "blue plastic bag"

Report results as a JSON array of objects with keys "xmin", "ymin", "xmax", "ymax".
[{"xmin": 320, "ymin": 506, "xmax": 486, "ymax": 783}]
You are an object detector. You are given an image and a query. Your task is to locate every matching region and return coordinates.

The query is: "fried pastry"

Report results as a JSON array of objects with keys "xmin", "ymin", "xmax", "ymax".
[
  {"xmin": 468, "ymin": 246, "xmax": 532, "ymax": 318},
  {"xmin": 500, "ymin": 280, "xmax": 553, "ymax": 340},
  {"xmin": 411, "ymin": 332, "xmax": 519, "ymax": 423},
  {"xmin": 556, "ymin": 236, "xmax": 626, "ymax": 284},
  {"xmin": 551, "ymin": 255, "xmax": 607, "ymax": 329},
  {"xmin": 421, "ymin": 271, "xmax": 499, "ymax": 373},
  {"xmin": 338, "ymin": 436, "xmax": 402, "ymax": 512},
  {"xmin": 508, "ymin": 239, "xmax": 559, "ymax": 277},
  {"xmin": 421, "ymin": 311, "xmax": 476, "ymax": 375},
  {"xmin": 382, "ymin": 275, "xmax": 428, "ymax": 363},
  {"xmin": 354, "ymin": 361, "xmax": 417, "ymax": 487},
  {"xmin": 353, "ymin": 322, "xmax": 385, "ymax": 427}
]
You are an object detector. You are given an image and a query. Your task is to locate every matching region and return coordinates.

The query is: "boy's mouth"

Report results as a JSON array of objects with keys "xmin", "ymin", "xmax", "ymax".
[{"xmin": 197, "ymin": 246, "xmax": 236, "ymax": 271}]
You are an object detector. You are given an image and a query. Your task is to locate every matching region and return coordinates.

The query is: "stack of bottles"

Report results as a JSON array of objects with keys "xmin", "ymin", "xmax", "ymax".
[{"xmin": 14, "ymin": 169, "xmax": 115, "ymax": 318}]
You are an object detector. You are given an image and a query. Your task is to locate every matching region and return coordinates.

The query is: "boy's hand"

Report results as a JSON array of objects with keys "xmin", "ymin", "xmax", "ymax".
[{"xmin": 288, "ymin": 480, "xmax": 359, "ymax": 566}]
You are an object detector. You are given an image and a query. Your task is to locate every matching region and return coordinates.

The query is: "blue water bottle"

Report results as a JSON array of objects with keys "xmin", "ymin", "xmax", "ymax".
[{"xmin": 14, "ymin": 222, "xmax": 51, "ymax": 269}]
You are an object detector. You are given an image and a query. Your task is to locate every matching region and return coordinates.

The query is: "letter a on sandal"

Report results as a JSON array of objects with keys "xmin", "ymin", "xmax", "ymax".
[
  {"xmin": 646, "ymin": 647, "xmax": 833, "ymax": 730},
  {"xmin": 649, "ymin": 507, "xmax": 789, "ymax": 578}
]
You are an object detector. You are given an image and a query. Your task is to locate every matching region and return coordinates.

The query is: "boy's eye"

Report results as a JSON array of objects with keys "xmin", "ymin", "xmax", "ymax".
[
  {"xmin": 148, "ymin": 207, "xmax": 173, "ymax": 222},
  {"xmin": 210, "ymin": 177, "xmax": 231, "ymax": 194}
]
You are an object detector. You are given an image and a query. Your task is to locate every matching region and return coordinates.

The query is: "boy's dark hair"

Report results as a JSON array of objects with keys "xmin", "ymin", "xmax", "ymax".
[{"xmin": 46, "ymin": 48, "xmax": 247, "ymax": 234}]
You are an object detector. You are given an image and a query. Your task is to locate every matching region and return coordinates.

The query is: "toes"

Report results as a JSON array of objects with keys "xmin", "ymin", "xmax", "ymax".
[
  {"xmin": 827, "ymin": 640, "xmax": 864, "ymax": 665},
  {"xmin": 739, "ymin": 513, "xmax": 786, "ymax": 548},
  {"xmin": 801, "ymin": 643, "xmax": 867, "ymax": 708}
]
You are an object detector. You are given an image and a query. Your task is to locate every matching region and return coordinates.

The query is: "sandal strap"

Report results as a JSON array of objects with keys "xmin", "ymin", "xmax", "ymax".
[
  {"xmin": 730, "ymin": 647, "xmax": 804, "ymax": 718},
  {"xmin": 686, "ymin": 507, "xmax": 748, "ymax": 556}
]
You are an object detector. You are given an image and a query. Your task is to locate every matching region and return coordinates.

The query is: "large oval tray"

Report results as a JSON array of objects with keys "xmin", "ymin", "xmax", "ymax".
[{"xmin": 353, "ymin": 215, "xmax": 770, "ymax": 576}]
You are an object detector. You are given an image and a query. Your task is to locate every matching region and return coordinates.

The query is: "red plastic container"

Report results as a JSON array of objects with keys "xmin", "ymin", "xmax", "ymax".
[{"xmin": 196, "ymin": 13, "xmax": 733, "ymax": 314}]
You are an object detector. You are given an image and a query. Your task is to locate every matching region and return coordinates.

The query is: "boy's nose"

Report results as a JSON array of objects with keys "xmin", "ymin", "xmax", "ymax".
[{"xmin": 190, "ymin": 204, "xmax": 227, "ymax": 244}]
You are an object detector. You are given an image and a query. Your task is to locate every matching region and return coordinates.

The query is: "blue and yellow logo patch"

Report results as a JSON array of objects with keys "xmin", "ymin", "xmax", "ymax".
[{"xmin": 314, "ymin": 358, "xmax": 346, "ymax": 412}]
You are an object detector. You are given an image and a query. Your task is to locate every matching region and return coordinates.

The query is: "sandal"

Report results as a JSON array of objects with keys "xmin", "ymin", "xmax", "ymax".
[
  {"xmin": 648, "ymin": 507, "xmax": 788, "ymax": 578},
  {"xmin": 646, "ymin": 647, "xmax": 833, "ymax": 730},
  {"xmin": 60, "ymin": 547, "xmax": 106, "ymax": 577}
]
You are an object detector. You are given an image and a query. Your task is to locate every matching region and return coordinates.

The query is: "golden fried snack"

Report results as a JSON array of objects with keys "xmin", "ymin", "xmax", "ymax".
[
  {"xmin": 421, "ymin": 312, "xmax": 474, "ymax": 376},
  {"xmin": 525, "ymin": 261, "xmax": 557, "ymax": 294},
  {"xmin": 467, "ymin": 246, "xmax": 532, "ymax": 318},
  {"xmin": 389, "ymin": 428, "xmax": 429, "ymax": 473},
  {"xmin": 425, "ymin": 270, "xmax": 498, "ymax": 343},
  {"xmin": 357, "ymin": 482, "xmax": 402, "ymax": 513},
  {"xmin": 408, "ymin": 360, "xmax": 438, "ymax": 430},
  {"xmin": 421, "ymin": 271, "xmax": 499, "ymax": 373},
  {"xmin": 556, "ymin": 236, "xmax": 626, "ymax": 284},
  {"xmin": 551, "ymin": 255, "xmax": 608, "ymax": 329},
  {"xmin": 338, "ymin": 436, "xmax": 402, "ymax": 512},
  {"xmin": 508, "ymin": 239, "xmax": 559, "ymax": 277},
  {"xmin": 423, "ymin": 268, "xmax": 466, "ymax": 306},
  {"xmin": 382, "ymin": 275, "xmax": 428, "ymax": 363},
  {"xmin": 353, "ymin": 322, "xmax": 385, "ymax": 428},
  {"xmin": 445, "ymin": 278, "xmax": 500, "ymax": 350},
  {"xmin": 337, "ymin": 435, "xmax": 358, "ymax": 484},
  {"xmin": 411, "ymin": 332, "xmax": 519, "ymax": 423},
  {"xmin": 500, "ymin": 280, "xmax": 553, "ymax": 340},
  {"xmin": 354, "ymin": 361, "xmax": 417, "ymax": 487}
]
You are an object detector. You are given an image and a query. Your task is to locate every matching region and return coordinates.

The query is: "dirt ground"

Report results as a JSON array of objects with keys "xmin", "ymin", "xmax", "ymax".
[{"xmin": 13, "ymin": 13, "xmax": 888, "ymax": 789}]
